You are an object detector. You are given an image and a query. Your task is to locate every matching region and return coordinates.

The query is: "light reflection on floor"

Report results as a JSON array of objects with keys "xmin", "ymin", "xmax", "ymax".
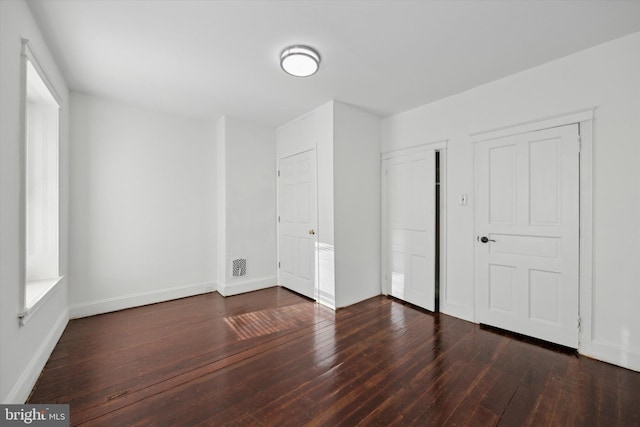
[
  {"xmin": 224, "ymin": 303, "xmax": 313, "ymax": 340},
  {"xmin": 312, "ymin": 318, "xmax": 337, "ymax": 369}
]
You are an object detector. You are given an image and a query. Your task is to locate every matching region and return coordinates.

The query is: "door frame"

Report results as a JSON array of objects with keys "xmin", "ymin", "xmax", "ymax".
[
  {"xmin": 276, "ymin": 147, "xmax": 319, "ymax": 301},
  {"xmin": 471, "ymin": 108, "xmax": 594, "ymax": 350},
  {"xmin": 380, "ymin": 139, "xmax": 448, "ymax": 308}
]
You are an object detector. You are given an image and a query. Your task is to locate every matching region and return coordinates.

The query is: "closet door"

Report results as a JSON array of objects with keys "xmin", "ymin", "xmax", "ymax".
[
  {"xmin": 382, "ymin": 148, "xmax": 436, "ymax": 311},
  {"xmin": 475, "ymin": 124, "xmax": 579, "ymax": 347},
  {"xmin": 278, "ymin": 149, "xmax": 317, "ymax": 299}
]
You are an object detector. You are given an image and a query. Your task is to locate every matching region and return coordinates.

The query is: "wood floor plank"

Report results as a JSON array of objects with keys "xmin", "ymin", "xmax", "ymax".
[
  {"xmin": 202, "ymin": 300, "xmax": 429, "ymax": 426},
  {"xmin": 74, "ymin": 318, "xmax": 338, "ymax": 424},
  {"xmin": 26, "ymin": 287, "xmax": 640, "ymax": 427},
  {"xmin": 80, "ymin": 294, "xmax": 401, "ymax": 425},
  {"xmin": 323, "ymin": 316, "xmax": 463, "ymax": 426}
]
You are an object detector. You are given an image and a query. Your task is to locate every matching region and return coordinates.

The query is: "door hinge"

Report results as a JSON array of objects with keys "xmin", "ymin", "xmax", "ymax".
[
  {"xmin": 277, "ymin": 170, "xmax": 280, "ymax": 177},
  {"xmin": 278, "ymin": 216, "xmax": 280, "ymax": 223},
  {"xmin": 577, "ymin": 137, "xmax": 581, "ymax": 152},
  {"xmin": 278, "ymin": 262, "xmax": 280, "ymax": 268},
  {"xmin": 577, "ymin": 316, "xmax": 581, "ymax": 330}
]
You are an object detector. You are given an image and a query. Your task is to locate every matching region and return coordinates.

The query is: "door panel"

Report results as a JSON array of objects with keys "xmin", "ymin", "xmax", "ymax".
[
  {"xmin": 383, "ymin": 148, "xmax": 436, "ymax": 311},
  {"xmin": 278, "ymin": 150, "xmax": 317, "ymax": 299},
  {"xmin": 489, "ymin": 145, "xmax": 517, "ymax": 224},
  {"xmin": 476, "ymin": 124, "xmax": 579, "ymax": 348},
  {"xmin": 530, "ymin": 139, "xmax": 560, "ymax": 224},
  {"xmin": 298, "ymin": 236, "xmax": 313, "ymax": 280}
]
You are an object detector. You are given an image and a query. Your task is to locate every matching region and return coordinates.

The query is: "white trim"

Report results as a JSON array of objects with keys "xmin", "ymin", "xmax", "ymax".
[
  {"xmin": 218, "ymin": 276, "xmax": 277, "ymax": 297},
  {"xmin": 380, "ymin": 156, "xmax": 389, "ymax": 295},
  {"xmin": 21, "ymin": 39, "xmax": 62, "ymax": 107},
  {"xmin": 472, "ymin": 109, "xmax": 596, "ymax": 356},
  {"xmin": 69, "ymin": 281, "xmax": 216, "ymax": 319},
  {"xmin": 472, "ymin": 139, "xmax": 479, "ymax": 323},
  {"xmin": 18, "ymin": 38, "xmax": 28, "ymax": 327},
  {"xmin": 381, "ymin": 139, "xmax": 448, "ymax": 159},
  {"xmin": 276, "ymin": 153, "xmax": 281, "ymax": 297},
  {"xmin": 18, "ymin": 276, "xmax": 63, "ymax": 326},
  {"xmin": 572, "ymin": 119, "xmax": 638, "ymax": 371},
  {"xmin": 436, "ymin": 149, "xmax": 453, "ymax": 317},
  {"xmin": 578, "ymin": 120, "xmax": 593, "ymax": 351},
  {"xmin": 19, "ymin": 38, "xmax": 64, "ymax": 321},
  {"xmin": 471, "ymin": 108, "xmax": 595, "ymax": 143},
  {"xmin": 4, "ymin": 309, "xmax": 69, "ymax": 403},
  {"xmin": 277, "ymin": 146, "xmax": 316, "ymax": 161},
  {"xmin": 582, "ymin": 340, "xmax": 640, "ymax": 373},
  {"xmin": 317, "ymin": 288, "xmax": 335, "ymax": 309},
  {"xmin": 314, "ymin": 143, "xmax": 320, "ymax": 303}
]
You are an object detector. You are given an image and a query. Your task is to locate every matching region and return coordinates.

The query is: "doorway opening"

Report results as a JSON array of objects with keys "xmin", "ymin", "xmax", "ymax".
[
  {"xmin": 381, "ymin": 141, "xmax": 446, "ymax": 313},
  {"xmin": 435, "ymin": 151, "xmax": 440, "ymax": 312}
]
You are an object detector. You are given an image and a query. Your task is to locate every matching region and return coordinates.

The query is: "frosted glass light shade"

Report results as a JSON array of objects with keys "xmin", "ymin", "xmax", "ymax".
[{"xmin": 280, "ymin": 45, "xmax": 320, "ymax": 77}]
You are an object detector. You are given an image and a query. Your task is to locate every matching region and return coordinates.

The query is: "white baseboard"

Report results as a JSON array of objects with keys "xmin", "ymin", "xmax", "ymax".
[
  {"xmin": 318, "ymin": 289, "xmax": 336, "ymax": 309},
  {"xmin": 335, "ymin": 290, "xmax": 380, "ymax": 309},
  {"xmin": 218, "ymin": 276, "xmax": 276, "ymax": 297},
  {"xmin": 441, "ymin": 301, "xmax": 474, "ymax": 323},
  {"xmin": 69, "ymin": 281, "xmax": 217, "ymax": 319},
  {"xmin": 4, "ymin": 309, "xmax": 69, "ymax": 403},
  {"xmin": 581, "ymin": 339, "xmax": 640, "ymax": 372}
]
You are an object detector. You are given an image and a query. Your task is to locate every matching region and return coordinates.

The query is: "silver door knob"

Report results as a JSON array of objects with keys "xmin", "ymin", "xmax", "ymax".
[{"xmin": 308, "ymin": 229, "xmax": 316, "ymax": 235}]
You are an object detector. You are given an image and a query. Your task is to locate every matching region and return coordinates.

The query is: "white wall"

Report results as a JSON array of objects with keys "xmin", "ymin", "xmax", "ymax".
[
  {"xmin": 333, "ymin": 102, "xmax": 381, "ymax": 307},
  {"xmin": 216, "ymin": 116, "xmax": 277, "ymax": 296},
  {"xmin": 216, "ymin": 117, "xmax": 227, "ymax": 285},
  {"xmin": 382, "ymin": 32, "xmax": 640, "ymax": 371},
  {"xmin": 278, "ymin": 102, "xmax": 335, "ymax": 306},
  {"xmin": 69, "ymin": 93, "xmax": 216, "ymax": 317},
  {"xmin": 0, "ymin": 0, "xmax": 70, "ymax": 403},
  {"xmin": 277, "ymin": 101, "xmax": 381, "ymax": 308}
]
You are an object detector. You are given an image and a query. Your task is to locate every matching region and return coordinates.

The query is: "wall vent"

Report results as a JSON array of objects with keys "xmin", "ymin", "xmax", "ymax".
[{"xmin": 232, "ymin": 258, "xmax": 247, "ymax": 277}]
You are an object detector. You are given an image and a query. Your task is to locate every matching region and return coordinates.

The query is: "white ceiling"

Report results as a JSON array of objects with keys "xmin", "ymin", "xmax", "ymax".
[{"xmin": 27, "ymin": 0, "xmax": 640, "ymax": 126}]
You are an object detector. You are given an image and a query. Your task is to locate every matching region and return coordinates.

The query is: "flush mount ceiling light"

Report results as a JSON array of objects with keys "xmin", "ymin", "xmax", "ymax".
[{"xmin": 280, "ymin": 45, "xmax": 320, "ymax": 77}]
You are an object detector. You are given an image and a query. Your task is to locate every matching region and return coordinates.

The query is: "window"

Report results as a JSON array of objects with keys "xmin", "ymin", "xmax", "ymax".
[{"xmin": 19, "ymin": 40, "xmax": 62, "ymax": 325}]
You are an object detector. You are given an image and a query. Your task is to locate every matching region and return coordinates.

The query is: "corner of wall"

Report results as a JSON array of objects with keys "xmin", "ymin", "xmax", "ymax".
[
  {"xmin": 216, "ymin": 115, "xmax": 277, "ymax": 297},
  {"xmin": 217, "ymin": 276, "xmax": 277, "ymax": 297},
  {"xmin": 3, "ymin": 309, "xmax": 69, "ymax": 403},
  {"xmin": 332, "ymin": 103, "xmax": 382, "ymax": 308},
  {"xmin": 216, "ymin": 116, "xmax": 227, "ymax": 284}
]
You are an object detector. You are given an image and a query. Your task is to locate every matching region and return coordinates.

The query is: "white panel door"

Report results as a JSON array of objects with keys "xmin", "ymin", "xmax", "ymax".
[
  {"xmin": 475, "ymin": 124, "xmax": 580, "ymax": 348},
  {"xmin": 383, "ymin": 148, "xmax": 436, "ymax": 311},
  {"xmin": 278, "ymin": 150, "xmax": 317, "ymax": 299}
]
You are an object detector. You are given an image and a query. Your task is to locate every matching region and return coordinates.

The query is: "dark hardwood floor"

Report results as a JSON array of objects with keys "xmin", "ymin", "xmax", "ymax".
[{"xmin": 28, "ymin": 287, "xmax": 640, "ymax": 426}]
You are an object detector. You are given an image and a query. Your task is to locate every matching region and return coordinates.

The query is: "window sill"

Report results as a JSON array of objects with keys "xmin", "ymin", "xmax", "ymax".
[{"xmin": 19, "ymin": 276, "xmax": 63, "ymax": 326}]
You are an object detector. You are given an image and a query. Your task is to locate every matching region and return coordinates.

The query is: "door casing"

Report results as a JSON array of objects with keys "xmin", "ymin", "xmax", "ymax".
[
  {"xmin": 472, "ymin": 108, "xmax": 595, "ymax": 351},
  {"xmin": 381, "ymin": 140, "xmax": 447, "ymax": 311}
]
